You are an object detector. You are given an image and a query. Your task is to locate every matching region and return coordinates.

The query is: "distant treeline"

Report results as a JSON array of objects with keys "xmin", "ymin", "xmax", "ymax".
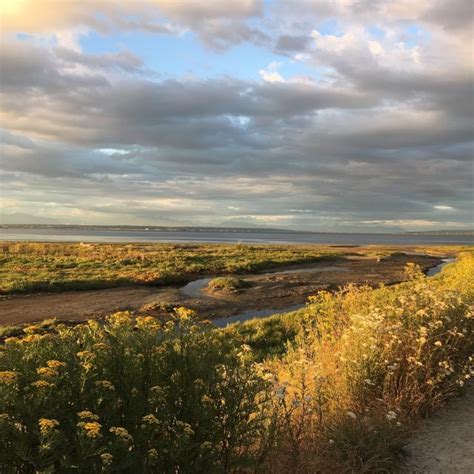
[
  {"xmin": 406, "ymin": 230, "xmax": 473, "ymax": 236},
  {"xmin": 2, "ymin": 224, "xmax": 472, "ymax": 236},
  {"xmin": 0, "ymin": 224, "xmax": 300, "ymax": 233}
]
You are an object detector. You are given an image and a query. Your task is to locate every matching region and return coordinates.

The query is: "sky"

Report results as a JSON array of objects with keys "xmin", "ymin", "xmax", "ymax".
[{"xmin": 0, "ymin": 0, "xmax": 473, "ymax": 232}]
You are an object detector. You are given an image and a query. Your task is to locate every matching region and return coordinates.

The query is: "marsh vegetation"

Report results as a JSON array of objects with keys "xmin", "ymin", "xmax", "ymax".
[
  {"xmin": 207, "ymin": 277, "xmax": 251, "ymax": 292},
  {"xmin": 0, "ymin": 242, "xmax": 340, "ymax": 294},
  {"xmin": 0, "ymin": 247, "xmax": 472, "ymax": 472}
]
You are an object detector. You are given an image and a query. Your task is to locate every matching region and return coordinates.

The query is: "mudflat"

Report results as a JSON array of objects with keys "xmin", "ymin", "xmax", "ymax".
[{"xmin": 0, "ymin": 254, "xmax": 441, "ymax": 326}]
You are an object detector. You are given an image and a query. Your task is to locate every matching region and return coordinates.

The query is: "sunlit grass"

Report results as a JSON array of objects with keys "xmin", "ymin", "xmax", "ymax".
[
  {"xmin": 208, "ymin": 276, "xmax": 251, "ymax": 291},
  {"xmin": 0, "ymin": 241, "xmax": 340, "ymax": 294},
  {"xmin": 0, "ymin": 249, "xmax": 472, "ymax": 472}
]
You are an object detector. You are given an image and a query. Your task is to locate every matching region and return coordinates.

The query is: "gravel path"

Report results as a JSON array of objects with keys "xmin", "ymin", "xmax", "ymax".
[{"xmin": 405, "ymin": 384, "xmax": 474, "ymax": 473}]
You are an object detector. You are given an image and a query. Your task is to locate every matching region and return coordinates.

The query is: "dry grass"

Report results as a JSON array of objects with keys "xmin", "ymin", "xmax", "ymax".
[
  {"xmin": 0, "ymin": 250, "xmax": 472, "ymax": 472},
  {"xmin": 264, "ymin": 252, "xmax": 473, "ymax": 472}
]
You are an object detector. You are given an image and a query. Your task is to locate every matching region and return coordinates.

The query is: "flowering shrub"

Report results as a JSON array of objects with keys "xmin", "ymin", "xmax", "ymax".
[
  {"xmin": 265, "ymin": 252, "xmax": 473, "ymax": 471},
  {"xmin": 0, "ymin": 308, "xmax": 271, "ymax": 472}
]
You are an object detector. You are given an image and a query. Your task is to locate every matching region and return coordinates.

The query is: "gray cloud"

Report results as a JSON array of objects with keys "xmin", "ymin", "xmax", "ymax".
[
  {"xmin": 0, "ymin": 1, "xmax": 473, "ymax": 230},
  {"xmin": 275, "ymin": 34, "xmax": 311, "ymax": 52},
  {"xmin": 54, "ymin": 48, "xmax": 146, "ymax": 74},
  {"xmin": 423, "ymin": 0, "xmax": 474, "ymax": 30}
]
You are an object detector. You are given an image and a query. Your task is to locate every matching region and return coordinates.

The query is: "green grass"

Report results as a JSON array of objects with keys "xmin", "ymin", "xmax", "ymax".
[
  {"xmin": 207, "ymin": 276, "xmax": 251, "ymax": 291},
  {"xmin": 0, "ymin": 241, "xmax": 466, "ymax": 295},
  {"xmin": 0, "ymin": 242, "xmax": 341, "ymax": 294}
]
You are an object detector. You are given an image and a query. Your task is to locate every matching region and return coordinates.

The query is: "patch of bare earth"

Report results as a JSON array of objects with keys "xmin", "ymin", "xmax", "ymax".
[
  {"xmin": 0, "ymin": 287, "xmax": 178, "ymax": 325},
  {"xmin": 0, "ymin": 255, "xmax": 440, "ymax": 325},
  {"xmin": 405, "ymin": 384, "xmax": 474, "ymax": 473}
]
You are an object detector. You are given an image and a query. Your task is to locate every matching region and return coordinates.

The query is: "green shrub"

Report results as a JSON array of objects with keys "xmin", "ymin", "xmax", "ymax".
[
  {"xmin": 0, "ymin": 309, "xmax": 271, "ymax": 472},
  {"xmin": 208, "ymin": 277, "xmax": 251, "ymax": 291}
]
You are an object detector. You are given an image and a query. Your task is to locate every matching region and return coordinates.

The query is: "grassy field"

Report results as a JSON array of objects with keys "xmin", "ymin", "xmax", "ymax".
[
  {"xmin": 0, "ymin": 241, "xmax": 463, "ymax": 296},
  {"xmin": 0, "ymin": 249, "xmax": 472, "ymax": 472},
  {"xmin": 0, "ymin": 241, "xmax": 345, "ymax": 294}
]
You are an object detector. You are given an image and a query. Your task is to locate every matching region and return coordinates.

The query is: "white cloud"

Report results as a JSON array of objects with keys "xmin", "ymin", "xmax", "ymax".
[
  {"xmin": 97, "ymin": 148, "xmax": 129, "ymax": 155},
  {"xmin": 259, "ymin": 60, "xmax": 285, "ymax": 83},
  {"xmin": 55, "ymin": 29, "xmax": 86, "ymax": 52},
  {"xmin": 368, "ymin": 40, "xmax": 384, "ymax": 57}
]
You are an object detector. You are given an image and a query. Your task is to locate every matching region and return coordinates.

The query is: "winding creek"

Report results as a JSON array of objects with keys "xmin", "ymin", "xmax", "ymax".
[
  {"xmin": 0, "ymin": 256, "xmax": 456, "ymax": 328},
  {"xmin": 180, "ymin": 266, "xmax": 349, "ymax": 299},
  {"xmin": 425, "ymin": 258, "xmax": 455, "ymax": 276},
  {"xmin": 182, "ymin": 258, "xmax": 455, "ymax": 328}
]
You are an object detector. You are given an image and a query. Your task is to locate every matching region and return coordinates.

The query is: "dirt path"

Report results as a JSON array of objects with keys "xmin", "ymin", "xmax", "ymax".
[{"xmin": 405, "ymin": 385, "xmax": 474, "ymax": 473}]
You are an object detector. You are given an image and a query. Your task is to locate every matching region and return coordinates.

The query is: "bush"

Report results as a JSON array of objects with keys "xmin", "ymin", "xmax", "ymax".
[
  {"xmin": 264, "ymin": 253, "xmax": 473, "ymax": 471},
  {"xmin": 0, "ymin": 309, "xmax": 271, "ymax": 472},
  {"xmin": 208, "ymin": 277, "xmax": 251, "ymax": 292}
]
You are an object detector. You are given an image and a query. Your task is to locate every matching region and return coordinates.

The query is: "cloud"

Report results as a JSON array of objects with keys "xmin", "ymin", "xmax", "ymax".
[
  {"xmin": 1, "ymin": 0, "xmax": 265, "ymax": 49},
  {"xmin": 275, "ymin": 34, "xmax": 311, "ymax": 52},
  {"xmin": 0, "ymin": 1, "xmax": 472, "ymax": 230},
  {"xmin": 259, "ymin": 61, "xmax": 285, "ymax": 83}
]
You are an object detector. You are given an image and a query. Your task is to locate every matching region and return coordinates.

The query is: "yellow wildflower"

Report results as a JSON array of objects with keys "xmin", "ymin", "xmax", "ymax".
[
  {"xmin": 101, "ymin": 452, "xmax": 113, "ymax": 466},
  {"xmin": 36, "ymin": 367, "xmax": 57, "ymax": 378},
  {"xmin": 95, "ymin": 380, "xmax": 115, "ymax": 390},
  {"xmin": 80, "ymin": 362, "xmax": 94, "ymax": 371},
  {"xmin": 175, "ymin": 307, "xmax": 196, "ymax": 320},
  {"xmin": 46, "ymin": 360, "xmax": 66, "ymax": 369},
  {"xmin": 92, "ymin": 342, "xmax": 109, "ymax": 350},
  {"xmin": 77, "ymin": 411, "xmax": 99, "ymax": 421},
  {"xmin": 107, "ymin": 312, "xmax": 133, "ymax": 326},
  {"xmin": 78, "ymin": 421, "xmax": 102, "ymax": 438},
  {"xmin": 0, "ymin": 371, "xmax": 18, "ymax": 385},
  {"xmin": 434, "ymin": 341, "xmax": 443, "ymax": 347},
  {"xmin": 142, "ymin": 414, "xmax": 159, "ymax": 425},
  {"xmin": 38, "ymin": 418, "xmax": 59, "ymax": 435},
  {"xmin": 110, "ymin": 426, "xmax": 133, "ymax": 443},
  {"xmin": 31, "ymin": 380, "xmax": 52, "ymax": 389},
  {"xmin": 175, "ymin": 421, "xmax": 194, "ymax": 436},
  {"xmin": 87, "ymin": 320, "xmax": 100, "ymax": 330},
  {"xmin": 4, "ymin": 337, "xmax": 19, "ymax": 344},
  {"xmin": 76, "ymin": 351, "xmax": 95, "ymax": 360},
  {"xmin": 23, "ymin": 325, "xmax": 40, "ymax": 334},
  {"xmin": 21, "ymin": 334, "xmax": 43, "ymax": 344},
  {"xmin": 201, "ymin": 394, "xmax": 212, "ymax": 404},
  {"xmin": 136, "ymin": 316, "xmax": 159, "ymax": 329},
  {"xmin": 147, "ymin": 448, "xmax": 158, "ymax": 462}
]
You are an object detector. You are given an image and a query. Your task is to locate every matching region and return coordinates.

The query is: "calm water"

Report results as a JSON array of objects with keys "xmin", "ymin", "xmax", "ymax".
[
  {"xmin": 1, "ymin": 228, "xmax": 472, "ymax": 245},
  {"xmin": 212, "ymin": 258, "xmax": 456, "ymax": 328}
]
